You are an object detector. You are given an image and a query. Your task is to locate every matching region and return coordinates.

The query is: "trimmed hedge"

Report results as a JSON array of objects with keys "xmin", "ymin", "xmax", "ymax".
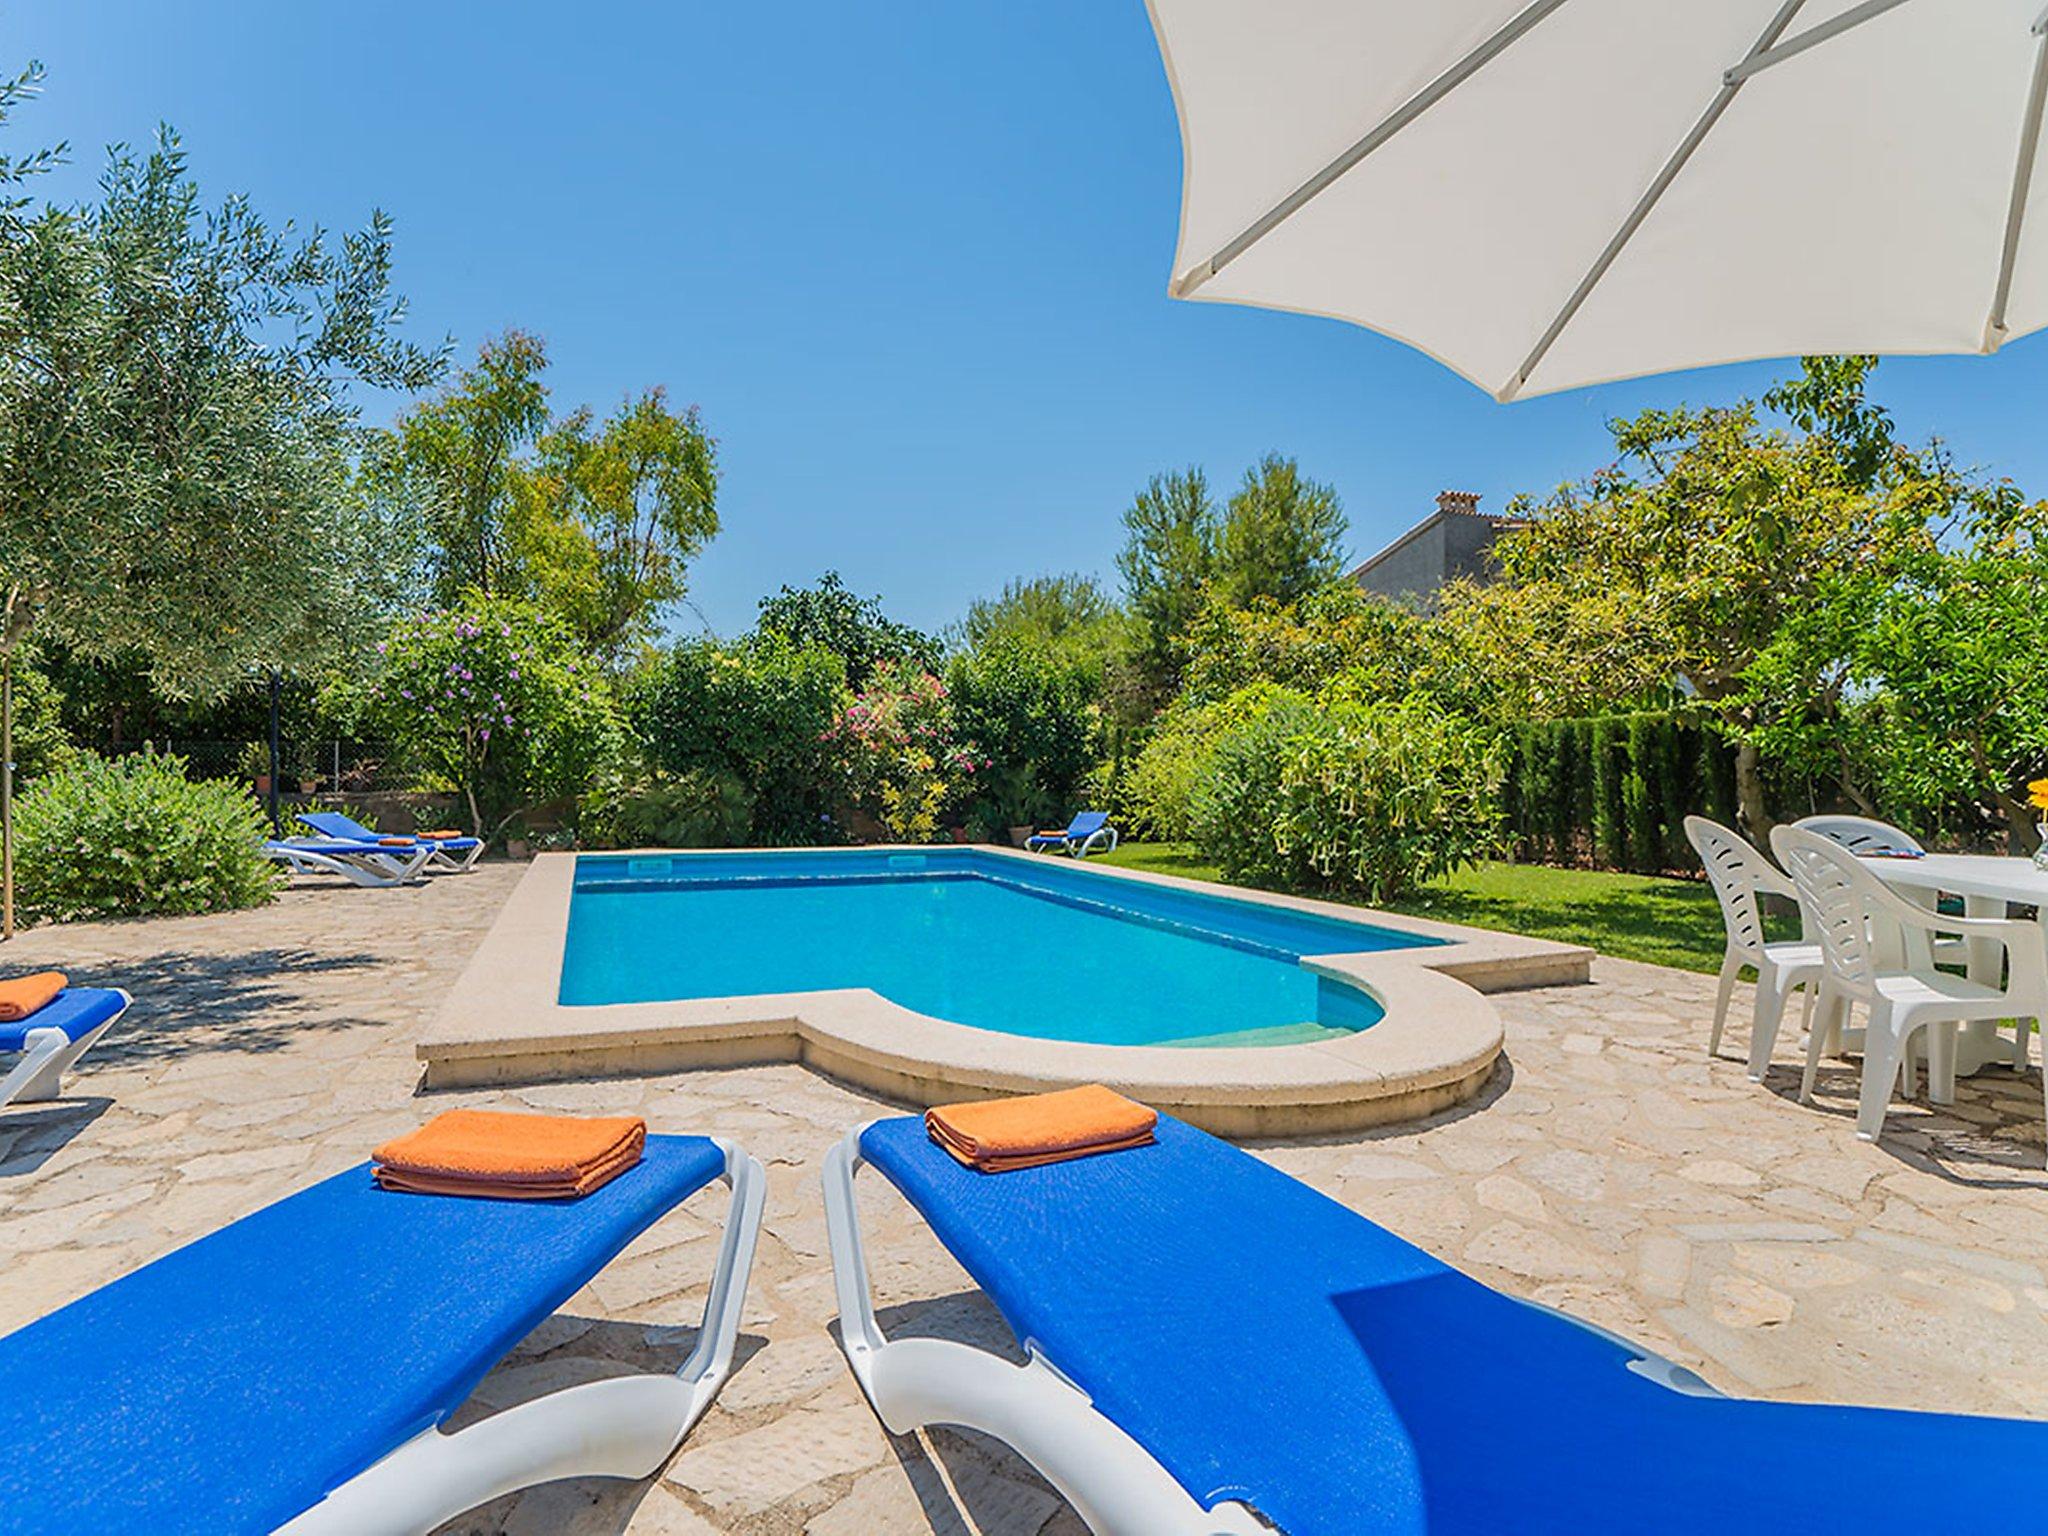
[{"xmin": 1501, "ymin": 711, "xmax": 1740, "ymax": 873}]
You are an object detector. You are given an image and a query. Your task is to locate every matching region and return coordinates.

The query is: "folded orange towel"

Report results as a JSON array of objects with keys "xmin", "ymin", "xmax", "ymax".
[
  {"xmin": 378, "ymin": 836, "xmax": 415, "ymax": 846},
  {"xmin": 926, "ymin": 1084, "xmax": 1157, "ymax": 1173},
  {"xmin": 0, "ymin": 971, "xmax": 67, "ymax": 1023},
  {"xmin": 372, "ymin": 1109, "xmax": 646, "ymax": 1199},
  {"xmin": 418, "ymin": 829, "xmax": 463, "ymax": 840}
]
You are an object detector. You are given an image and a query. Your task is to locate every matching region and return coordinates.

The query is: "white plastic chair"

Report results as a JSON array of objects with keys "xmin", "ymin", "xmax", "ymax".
[
  {"xmin": 1794, "ymin": 813, "xmax": 1971, "ymax": 969},
  {"xmin": 1772, "ymin": 826, "xmax": 2048, "ymax": 1156},
  {"xmin": 1684, "ymin": 816, "xmax": 1820, "ymax": 1078},
  {"xmin": 1794, "ymin": 814, "xmax": 1925, "ymax": 857}
]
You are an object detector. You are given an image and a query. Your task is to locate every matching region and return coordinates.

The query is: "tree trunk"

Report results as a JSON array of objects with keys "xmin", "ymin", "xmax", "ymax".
[{"xmin": 1734, "ymin": 738, "xmax": 1772, "ymax": 846}]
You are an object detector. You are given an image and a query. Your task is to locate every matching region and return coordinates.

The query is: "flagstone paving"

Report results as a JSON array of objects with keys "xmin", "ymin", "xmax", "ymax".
[{"xmin": 5, "ymin": 864, "xmax": 2048, "ymax": 1533}]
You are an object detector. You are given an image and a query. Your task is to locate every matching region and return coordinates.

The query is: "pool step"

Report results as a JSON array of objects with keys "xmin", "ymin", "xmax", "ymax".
[{"xmin": 1162, "ymin": 1020, "xmax": 1358, "ymax": 1049}]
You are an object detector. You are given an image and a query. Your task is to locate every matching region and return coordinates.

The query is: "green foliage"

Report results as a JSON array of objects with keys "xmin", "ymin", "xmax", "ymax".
[
  {"xmin": 364, "ymin": 335, "xmax": 720, "ymax": 662},
  {"xmin": 3, "ymin": 653, "xmax": 70, "ymax": 782},
  {"xmin": 340, "ymin": 597, "xmax": 618, "ymax": 838},
  {"xmin": 754, "ymin": 572, "xmax": 934, "ymax": 691},
  {"xmin": 946, "ymin": 639, "xmax": 1099, "ymax": 838},
  {"xmin": 1178, "ymin": 585, "xmax": 1442, "ymax": 709},
  {"xmin": 1116, "ymin": 466, "xmax": 1217, "ymax": 698},
  {"xmin": 0, "ymin": 107, "xmax": 443, "ymax": 697},
  {"xmin": 1188, "ymin": 689, "xmax": 1502, "ymax": 902},
  {"xmin": 1213, "ymin": 454, "xmax": 1348, "ymax": 608},
  {"xmin": 1122, "ymin": 684, "xmax": 1285, "ymax": 842},
  {"xmin": 1501, "ymin": 710, "xmax": 1743, "ymax": 872},
  {"xmin": 530, "ymin": 387, "xmax": 719, "ymax": 660},
  {"xmin": 14, "ymin": 750, "xmax": 278, "ymax": 923},
  {"xmin": 637, "ymin": 635, "xmax": 848, "ymax": 844},
  {"xmin": 583, "ymin": 768, "xmax": 755, "ymax": 850},
  {"xmin": 828, "ymin": 660, "xmax": 978, "ymax": 842},
  {"xmin": 959, "ymin": 573, "xmax": 1122, "ymax": 672},
  {"xmin": 366, "ymin": 331, "xmax": 551, "ymax": 607}
]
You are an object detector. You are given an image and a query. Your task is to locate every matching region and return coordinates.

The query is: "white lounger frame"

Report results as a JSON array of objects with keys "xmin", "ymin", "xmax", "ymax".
[
  {"xmin": 419, "ymin": 839, "xmax": 485, "ymax": 873},
  {"xmin": 0, "ymin": 988, "xmax": 130, "ymax": 1108},
  {"xmin": 823, "ymin": 1127, "xmax": 1268, "ymax": 1536},
  {"xmin": 277, "ymin": 1137, "xmax": 766, "ymax": 1536},
  {"xmin": 266, "ymin": 841, "xmax": 436, "ymax": 888},
  {"xmin": 824, "ymin": 1123, "xmax": 1720, "ymax": 1536}
]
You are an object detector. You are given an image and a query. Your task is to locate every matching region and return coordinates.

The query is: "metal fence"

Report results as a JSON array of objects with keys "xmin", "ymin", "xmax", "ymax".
[{"xmin": 89, "ymin": 739, "xmax": 410, "ymax": 794}]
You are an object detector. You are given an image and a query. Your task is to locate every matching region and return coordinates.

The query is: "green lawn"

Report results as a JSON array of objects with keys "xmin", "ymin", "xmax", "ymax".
[{"xmin": 1097, "ymin": 843, "xmax": 1735, "ymax": 974}]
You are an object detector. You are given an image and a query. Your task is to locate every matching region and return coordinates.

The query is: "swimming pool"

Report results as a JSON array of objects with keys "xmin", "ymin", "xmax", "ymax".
[{"xmin": 561, "ymin": 849, "xmax": 1441, "ymax": 1048}]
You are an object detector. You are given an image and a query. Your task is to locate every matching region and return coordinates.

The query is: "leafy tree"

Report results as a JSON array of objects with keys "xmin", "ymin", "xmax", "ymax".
[
  {"xmin": 637, "ymin": 635, "xmax": 849, "ymax": 844},
  {"xmin": 960, "ymin": 573, "xmax": 1121, "ymax": 668},
  {"xmin": 1453, "ymin": 371, "xmax": 1938, "ymax": 836},
  {"xmin": 532, "ymin": 388, "xmax": 719, "ymax": 660},
  {"xmin": 0, "ymin": 119, "xmax": 441, "ymax": 691},
  {"xmin": 1115, "ymin": 467, "xmax": 1216, "ymax": 697},
  {"xmin": 341, "ymin": 598, "xmax": 618, "ymax": 839},
  {"xmin": 1178, "ymin": 585, "xmax": 1441, "ymax": 710},
  {"xmin": 1214, "ymin": 454, "xmax": 1348, "ymax": 608},
  {"xmin": 754, "ymin": 571, "xmax": 935, "ymax": 690},
  {"xmin": 0, "ymin": 69, "xmax": 440, "ymax": 927},
  {"xmin": 363, "ymin": 331, "xmax": 550, "ymax": 605},
  {"xmin": 1743, "ymin": 486, "xmax": 2048, "ymax": 847}
]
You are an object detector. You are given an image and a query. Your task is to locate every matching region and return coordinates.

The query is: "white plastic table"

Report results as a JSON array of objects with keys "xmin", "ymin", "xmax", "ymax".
[{"xmin": 1861, "ymin": 853, "xmax": 2048, "ymax": 1081}]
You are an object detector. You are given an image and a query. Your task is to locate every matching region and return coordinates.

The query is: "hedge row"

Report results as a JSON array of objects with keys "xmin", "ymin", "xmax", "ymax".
[{"xmin": 1500, "ymin": 712, "xmax": 1741, "ymax": 874}]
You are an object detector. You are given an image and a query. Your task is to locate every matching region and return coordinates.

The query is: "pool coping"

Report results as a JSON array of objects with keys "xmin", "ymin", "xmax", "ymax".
[{"xmin": 418, "ymin": 847, "xmax": 1592, "ymax": 1136}]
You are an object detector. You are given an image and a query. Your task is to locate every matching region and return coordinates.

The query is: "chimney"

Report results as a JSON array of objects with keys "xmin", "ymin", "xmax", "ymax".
[{"xmin": 1436, "ymin": 489, "xmax": 1480, "ymax": 517}]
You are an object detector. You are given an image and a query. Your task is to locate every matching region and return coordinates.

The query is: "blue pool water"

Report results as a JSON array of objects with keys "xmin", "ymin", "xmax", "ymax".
[{"xmin": 561, "ymin": 850, "xmax": 1439, "ymax": 1047}]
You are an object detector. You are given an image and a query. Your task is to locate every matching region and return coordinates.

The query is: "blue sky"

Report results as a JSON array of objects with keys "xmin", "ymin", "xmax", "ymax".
[{"xmin": 17, "ymin": 1, "xmax": 2048, "ymax": 636}]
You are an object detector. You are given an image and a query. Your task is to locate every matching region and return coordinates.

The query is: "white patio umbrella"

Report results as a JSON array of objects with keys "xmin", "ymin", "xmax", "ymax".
[{"xmin": 1145, "ymin": 0, "xmax": 2048, "ymax": 399}]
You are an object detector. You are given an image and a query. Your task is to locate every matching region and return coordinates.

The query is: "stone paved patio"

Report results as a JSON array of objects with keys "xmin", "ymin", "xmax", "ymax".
[{"xmin": 5, "ymin": 864, "xmax": 2048, "ymax": 1533}]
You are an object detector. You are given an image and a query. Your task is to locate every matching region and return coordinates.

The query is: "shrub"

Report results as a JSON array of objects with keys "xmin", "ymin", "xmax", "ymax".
[
  {"xmin": 1123, "ymin": 684, "xmax": 1287, "ymax": 841},
  {"xmin": 1189, "ymin": 690, "xmax": 1503, "ymax": 903},
  {"xmin": 828, "ymin": 660, "xmax": 981, "ymax": 842},
  {"xmin": 584, "ymin": 769, "xmax": 755, "ymax": 849},
  {"xmin": 946, "ymin": 639, "xmax": 1099, "ymax": 837},
  {"xmin": 339, "ymin": 597, "xmax": 619, "ymax": 839},
  {"xmin": 15, "ymin": 750, "xmax": 279, "ymax": 923},
  {"xmin": 637, "ymin": 635, "xmax": 848, "ymax": 844}
]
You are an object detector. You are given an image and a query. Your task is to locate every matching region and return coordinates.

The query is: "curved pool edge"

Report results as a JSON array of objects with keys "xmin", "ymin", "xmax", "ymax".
[{"xmin": 419, "ymin": 849, "xmax": 1589, "ymax": 1137}]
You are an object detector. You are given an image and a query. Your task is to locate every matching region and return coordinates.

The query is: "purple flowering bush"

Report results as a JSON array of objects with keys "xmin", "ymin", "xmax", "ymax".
[{"xmin": 349, "ymin": 597, "xmax": 618, "ymax": 838}]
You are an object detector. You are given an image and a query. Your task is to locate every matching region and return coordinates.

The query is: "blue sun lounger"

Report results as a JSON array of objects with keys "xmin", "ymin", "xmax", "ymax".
[
  {"xmin": 0, "ymin": 1133, "xmax": 764, "ymax": 1535},
  {"xmin": 0, "ymin": 987, "xmax": 128, "ymax": 1108},
  {"xmin": 826, "ymin": 1113, "xmax": 2048, "ymax": 1535},
  {"xmin": 296, "ymin": 810, "xmax": 486, "ymax": 872},
  {"xmin": 1024, "ymin": 811, "xmax": 1117, "ymax": 858}
]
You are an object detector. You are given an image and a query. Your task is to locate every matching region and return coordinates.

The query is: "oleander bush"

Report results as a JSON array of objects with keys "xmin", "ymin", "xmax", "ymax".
[{"xmin": 15, "ymin": 750, "xmax": 279, "ymax": 923}]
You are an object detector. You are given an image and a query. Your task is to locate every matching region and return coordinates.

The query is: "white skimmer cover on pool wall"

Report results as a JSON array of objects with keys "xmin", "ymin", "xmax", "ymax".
[
  {"xmin": 561, "ymin": 850, "xmax": 1439, "ymax": 1049},
  {"xmin": 1147, "ymin": 0, "xmax": 2048, "ymax": 398}
]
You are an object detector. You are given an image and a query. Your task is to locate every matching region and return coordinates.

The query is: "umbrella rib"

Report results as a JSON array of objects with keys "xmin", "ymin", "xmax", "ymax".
[
  {"xmin": 1986, "ymin": 23, "xmax": 2048, "ymax": 349},
  {"xmin": 1170, "ymin": 0, "xmax": 1574, "ymax": 299},
  {"xmin": 1499, "ymin": 0, "xmax": 1810, "ymax": 402},
  {"xmin": 1723, "ymin": 0, "xmax": 1923, "ymax": 85}
]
